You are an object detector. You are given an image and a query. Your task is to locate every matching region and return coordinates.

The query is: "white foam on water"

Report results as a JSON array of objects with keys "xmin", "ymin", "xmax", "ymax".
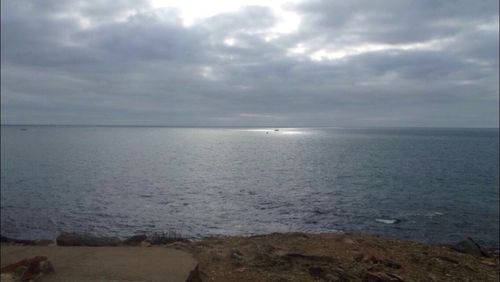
[{"xmin": 375, "ymin": 218, "xmax": 398, "ymax": 224}]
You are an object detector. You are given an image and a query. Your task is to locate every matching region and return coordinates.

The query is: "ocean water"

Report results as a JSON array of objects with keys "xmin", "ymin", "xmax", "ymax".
[{"xmin": 1, "ymin": 126, "xmax": 499, "ymax": 247}]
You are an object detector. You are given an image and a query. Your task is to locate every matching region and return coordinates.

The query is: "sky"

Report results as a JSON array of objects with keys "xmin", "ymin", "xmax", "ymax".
[{"xmin": 1, "ymin": 0, "xmax": 499, "ymax": 127}]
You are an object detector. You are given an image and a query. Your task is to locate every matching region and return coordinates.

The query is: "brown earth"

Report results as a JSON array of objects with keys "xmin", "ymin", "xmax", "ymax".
[
  {"xmin": 171, "ymin": 232, "xmax": 499, "ymax": 282},
  {"xmin": 1, "ymin": 232, "xmax": 498, "ymax": 281}
]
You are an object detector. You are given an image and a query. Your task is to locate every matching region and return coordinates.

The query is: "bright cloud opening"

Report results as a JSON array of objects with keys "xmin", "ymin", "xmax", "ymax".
[
  {"xmin": 309, "ymin": 39, "xmax": 452, "ymax": 61},
  {"xmin": 151, "ymin": 0, "xmax": 301, "ymax": 33}
]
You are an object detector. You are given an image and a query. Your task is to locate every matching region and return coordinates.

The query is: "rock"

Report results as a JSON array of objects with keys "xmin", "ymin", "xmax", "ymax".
[
  {"xmin": 0, "ymin": 235, "xmax": 36, "ymax": 245},
  {"xmin": 35, "ymin": 239, "xmax": 55, "ymax": 246},
  {"xmin": 14, "ymin": 265, "xmax": 28, "ymax": 278},
  {"xmin": 363, "ymin": 271, "xmax": 402, "ymax": 282},
  {"xmin": 40, "ymin": 260, "xmax": 55, "ymax": 274},
  {"xmin": 408, "ymin": 253, "xmax": 425, "ymax": 263},
  {"xmin": 382, "ymin": 259, "xmax": 402, "ymax": 269},
  {"xmin": 283, "ymin": 253, "xmax": 336, "ymax": 263},
  {"xmin": 363, "ymin": 271, "xmax": 386, "ymax": 282},
  {"xmin": 186, "ymin": 263, "xmax": 202, "ymax": 282},
  {"xmin": 0, "ymin": 256, "xmax": 54, "ymax": 281},
  {"xmin": 147, "ymin": 231, "xmax": 188, "ymax": 245},
  {"xmin": 56, "ymin": 232, "xmax": 120, "ymax": 247},
  {"xmin": 211, "ymin": 254, "xmax": 223, "ymax": 262},
  {"xmin": 354, "ymin": 253, "xmax": 365, "ymax": 262},
  {"xmin": 480, "ymin": 260, "xmax": 497, "ymax": 267},
  {"xmin": 0, "ymin": 236, "xmax": 54, "ymax": 246},
  {"xmin": 343, "ymin": 238, "xmax": 356, "ymax": 244},
  {"xmin": 426, "ymin": 273, "xmax": 437, "ymax": 281},
  {"xmin": 325, "ymin": 273, "xmax": 341, "ymax": 281},
  {"xmin": 451, "ymin": 237, "xmax": 491, "ymax": 257},
  {"xmin": 308, "ymin": 266, "xmax": 346, "ymax": 281},
  {"xmin": 1, "ymin": 256, "xmax": 47, "ymax": 273},
  {"xmin": 386, "ymin": 272, "xmax": 405, "ymax": 281},
  {"xmin": 434, "ymin": 255, "xmax": 458, "ymax": 264},
  {"xmin": 123, "ymin": 234, "xmax": 147, "ymax": 246},
  {"xmin": 0, "ymin": 273, "xmax": 15, "ymax": 282},
  {"xmin": 230, "ymin": 249, "xmax": 244, "ymax": 260},
  {"xmin": 140, "ymin": 241, "xmax": 152, "ymax": 247},
  {"xmin": 308, "ymin": 266, "xmax": 327, "ymax": 278},
  {"xmin": 368, "ymin": 256, "xmax": 380, "ymax": 264},
  {"xmin": 164, "ymin": 241, "xmax": 189, "ymax": 250},
  {"xmin": 1, "ymin": 235, "xmax": 15, "ymax": 242}
]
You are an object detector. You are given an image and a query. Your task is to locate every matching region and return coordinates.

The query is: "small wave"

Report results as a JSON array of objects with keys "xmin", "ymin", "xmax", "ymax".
[
  {"xmin": 425, "ymin": 211, "xmax": 444, "ymax": 218},
  {"xmin": 375, "ymin": 218, "xmax": 401, "ymax": 224}
]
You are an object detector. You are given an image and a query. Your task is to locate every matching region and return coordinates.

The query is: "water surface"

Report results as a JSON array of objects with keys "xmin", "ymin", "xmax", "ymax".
[{"xmin": 1, "ymin": 126, "xmax": 498, "ymax": 247}]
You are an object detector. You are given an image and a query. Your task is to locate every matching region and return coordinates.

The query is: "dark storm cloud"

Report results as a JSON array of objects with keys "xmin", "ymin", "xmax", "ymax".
[{"xmin": 1, "ymin": 0, "xmax": 498, "ymax": 127}]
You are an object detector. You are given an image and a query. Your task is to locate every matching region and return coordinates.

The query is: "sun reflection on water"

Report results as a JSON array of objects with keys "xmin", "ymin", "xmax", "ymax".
[{"xmin": 241, "ymin": 128, "xmax": 307, "ymax": 135}]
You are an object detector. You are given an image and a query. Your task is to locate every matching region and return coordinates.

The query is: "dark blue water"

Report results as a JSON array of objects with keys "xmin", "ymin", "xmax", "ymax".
[{"xmin": 1, "ymin": 126, "xmax": 498, "ymax": 247}]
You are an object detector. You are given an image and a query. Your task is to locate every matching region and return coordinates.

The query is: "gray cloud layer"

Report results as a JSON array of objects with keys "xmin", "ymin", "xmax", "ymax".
[{"xmin": 1, "ymin": 0, "xmax": 498, "ymax": 127}]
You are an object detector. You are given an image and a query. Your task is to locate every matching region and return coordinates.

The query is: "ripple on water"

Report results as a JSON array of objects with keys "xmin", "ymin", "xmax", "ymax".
[{"xmin": 0, "ymin": 126, "xmax": 498, "ymax": 247}]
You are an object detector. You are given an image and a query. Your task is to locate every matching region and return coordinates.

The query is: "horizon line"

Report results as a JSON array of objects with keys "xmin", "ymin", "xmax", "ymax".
[{"xmin": 1, "ymin": 123, "xmax": 499, "ymax": 129}]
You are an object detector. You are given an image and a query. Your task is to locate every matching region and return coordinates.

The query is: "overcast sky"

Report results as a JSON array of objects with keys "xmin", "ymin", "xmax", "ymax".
[{"xmin": 1, "ymin": 0, "xmax": 498, "ymax": 127}]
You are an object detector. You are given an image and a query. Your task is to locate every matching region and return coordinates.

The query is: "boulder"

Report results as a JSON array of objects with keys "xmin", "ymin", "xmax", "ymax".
[
  {"xmin": 230, "ymin": 249, "xmax": 244, "ymax": 261},
  {"xmin": 0, "ymin": 235, "xmax": 36, "ymax": 245},
  {"xmin": 451, "ymin": 237, "xmax": 491, "ymax": 257},
  {"xmin": 123, "ymin": 234, "xmax": 147, "ymax": 246},
  {"xmin": 0, "ymin": 256, "xmax": 54, "ymax": 281},
  {"xmin": 56, "ymin": 232, "xmax": 120, "ymax": 247},
  {"xmin": 186, "ymin": 263, "xmax": 202, "ymax": 282}
]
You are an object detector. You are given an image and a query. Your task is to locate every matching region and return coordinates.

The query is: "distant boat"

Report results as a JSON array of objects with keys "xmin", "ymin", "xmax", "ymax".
[
  {"xmin": 20, "ymin": 128, "xmax": 28, "ymax": 131},
  {"xmin": 274, "ymin": 128, "xmax": 279, "ymax": 131}
]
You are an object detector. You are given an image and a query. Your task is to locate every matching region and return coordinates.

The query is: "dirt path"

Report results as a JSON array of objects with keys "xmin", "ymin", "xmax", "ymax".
[{"xmin": 1, "ymin": 245, "xmax": 198, "ymax": 282}]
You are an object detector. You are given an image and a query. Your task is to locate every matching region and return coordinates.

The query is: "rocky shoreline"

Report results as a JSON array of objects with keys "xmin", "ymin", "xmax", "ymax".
[{"xmin": 1, "ymin": 232, "xmax": 499, "ymax": 281}]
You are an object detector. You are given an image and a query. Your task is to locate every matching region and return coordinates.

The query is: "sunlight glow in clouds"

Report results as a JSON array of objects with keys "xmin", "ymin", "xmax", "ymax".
[
  {"xmin": 308, "ymin": 39, "xmax": 452, "ymax": 61},
  {"xmin": 1, "ymin": 0, "xmax": 498, "ymax": 127},
  {"xmin": 224, "ymin": 38, "xmax": 236, "ymax": 46},
  {"xmin": 199, "ymin": 66, "xmax": 217, "ymax": 80},
  {"xmin": 150, "ymin": 0, "xmax": 301, "ymax": 33}
]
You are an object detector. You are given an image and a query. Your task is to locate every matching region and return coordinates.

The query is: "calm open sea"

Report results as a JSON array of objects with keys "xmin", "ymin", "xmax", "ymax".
[{"xmin": 1, "ymin": 126, "xmax": 498, "ymax": 247}]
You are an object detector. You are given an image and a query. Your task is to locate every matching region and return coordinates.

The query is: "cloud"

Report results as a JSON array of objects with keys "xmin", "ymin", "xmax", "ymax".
[{"xmin": 1, "ymin": 0, "xmax": 498, "ymax": 127}]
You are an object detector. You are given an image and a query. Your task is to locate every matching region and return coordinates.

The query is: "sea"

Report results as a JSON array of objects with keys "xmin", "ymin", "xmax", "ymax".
[{"xmin": 1, "ymin": 126, "xmax": 498, "ymax": 247}]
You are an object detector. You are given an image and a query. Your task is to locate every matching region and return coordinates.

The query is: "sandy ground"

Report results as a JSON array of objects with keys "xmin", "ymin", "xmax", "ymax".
[{"xmin": 1, "ymin": 245, "xmax": 198, "ymax": 282}]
